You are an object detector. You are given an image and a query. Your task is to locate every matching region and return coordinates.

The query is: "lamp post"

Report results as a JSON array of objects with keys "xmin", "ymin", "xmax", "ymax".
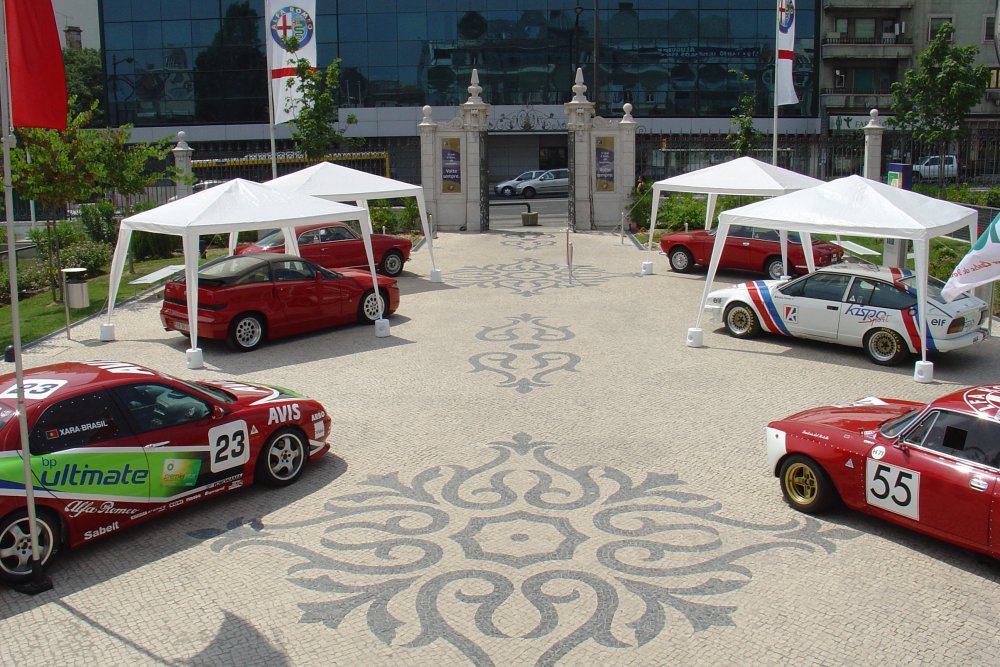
[
  {"xmin": 593, "ymin": 1, "xmax": 600, "ymax": 115},
  {"xmin": 573, "ymin": 5, "xmax": 583, "ymax": 76},
  {"xmin": 110, "ymin": 55, "xmax": 133, "ymax": 126}
]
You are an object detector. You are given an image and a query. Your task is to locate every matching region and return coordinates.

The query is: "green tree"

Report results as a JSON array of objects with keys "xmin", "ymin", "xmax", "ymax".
[
  {"xmin": 63, "ymin": 47, "xmax": 104, "ymax": 126},
  {"xmin": 727, "ymin": 70, "xmax": 761, "ymax": 158},
  {"xmin": 889, "ymin": 22, "xmax": 990, "ymax": 185},
  {"xmin": 282, "ymin": 37, "xmax": 360, "ymax": 159}
]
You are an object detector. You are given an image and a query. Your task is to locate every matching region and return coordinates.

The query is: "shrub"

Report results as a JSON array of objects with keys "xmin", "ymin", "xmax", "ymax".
[
  {"xmin": 368, "ymin": 199, "xmax": 395, "ymax": 233},
  {"xmin": 61, "ymin": 241, "xmax": 113, "ymax": 275},
  {"xmin": 80, "ymin": 201, "xmax": 118, "ymax": 244},
  {"xmin": 131, "ymin": 231, "xmax": 181, "ymax": 260},
  {"xmin": 0, "ymin": 260, "xmax": 53, "ymax": 304},
  {"xmin": 27, "ymin": 220, "xmax": 88, "ymax": 258}
]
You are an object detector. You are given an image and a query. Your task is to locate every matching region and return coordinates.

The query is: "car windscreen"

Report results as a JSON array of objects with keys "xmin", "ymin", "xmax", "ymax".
[
  {"xmin": 896, "ymin": 275, "xmax": 946, "ymax": 300},
  {"xmin": 879, "ymin": 408, "xmax": 922, "ymax": 438},
  {"xmin": 255, "ymin": 229, "xmax": 284, "ymax": 248}
]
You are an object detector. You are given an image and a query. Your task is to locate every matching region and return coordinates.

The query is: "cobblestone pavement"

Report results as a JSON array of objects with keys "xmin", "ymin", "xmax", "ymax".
[{"xmin": 2, "ymin": 227, "xmax": 999, "ymax": 666}]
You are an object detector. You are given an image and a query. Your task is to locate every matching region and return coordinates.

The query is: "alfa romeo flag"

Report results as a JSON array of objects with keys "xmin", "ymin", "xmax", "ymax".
[
  {"xmin": 942, "ymin": 213, "xmax": 1000, "ymax": 302},
  {"xmin": 4, "ymin": 0, "xmax": 66, "ymax": 129},
  {"xmin": 265, "ymin": 1, "xmax": 316, "ymax": 125},
  {"xmin": 776, "ymin": 0, "xmax": 798, "ymax": 106}
]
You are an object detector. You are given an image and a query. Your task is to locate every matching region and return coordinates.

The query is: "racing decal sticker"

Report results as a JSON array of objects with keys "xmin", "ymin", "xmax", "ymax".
[
  {"xmin": 267, "ymin": 403, "xmax": 300, "ymax": 425},
  {"xmin": 783, "ymin": 306, "xmax": 797, "ymax": 323},
  {"xmin": 746, "ymin": 282, "xmax": 791, "ymax": 335},
  {"xmin": 865, "ymin": 458, "xmax": 919, "ymax": 520},
  {"xmin": 962, "ymin": 384, "xmax": 1000, "ymax": 420},
  {"xmin": 161, "ymin": 458, "xmax": 202, "ymax": 486},
  {"xmin": 900, "ymin": 306, "xmax": 938, "ymax": 354},
  {"xmin": 80, "ymin": 360, "xmax": 155, "ymax": 376},
  {"xmin": 208, "ymin": 420, "xmax": 250, "ymax": 473},
  {"xmin": 64, "ymin": 500, "xmax": 140, "ymax": 519},
  {"xmin": 843, "ymin": 303, "xmax": 889, "ymax": 324},
  {"xmin": 870, "ymin": 445, "xmax": 885, "ymax": 460},
  {"xmin": 0, "ymin": 378, "xmax": 67, "ymax": 401}
]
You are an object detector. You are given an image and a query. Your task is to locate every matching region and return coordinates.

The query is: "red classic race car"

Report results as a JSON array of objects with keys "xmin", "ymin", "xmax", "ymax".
[
  {"xmin": 235, "ymin": 221, "xmax": 412, "ymax": 277},
  {"xmin": 0, "ymin": 361, "xmax": 331, "ymax": 583},
  {"xmin": 660, "ymin": 224, "xmax": 841, "ymax": 280},
  {"xmin": 767, "ymin": 385, "xmax": 1000, "ymax": 558}
]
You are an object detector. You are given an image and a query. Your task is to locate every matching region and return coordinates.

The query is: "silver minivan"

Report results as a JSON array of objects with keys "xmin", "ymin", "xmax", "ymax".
[{"xmin": 514, "ymin": 168, "xmax": 570, "ymax": 198}]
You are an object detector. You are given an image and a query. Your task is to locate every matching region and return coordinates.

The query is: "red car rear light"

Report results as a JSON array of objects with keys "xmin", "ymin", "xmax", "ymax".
[{"xmin": 947, "ymin": 317, "xmax": 965, "ymax": 334}]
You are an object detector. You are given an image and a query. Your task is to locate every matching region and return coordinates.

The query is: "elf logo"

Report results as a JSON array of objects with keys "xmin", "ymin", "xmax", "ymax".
[
  {"xmin": 84, "ymin": 522, "xmax": 119, "ymax": 541},
  {"xmin": 267, "ymin": 403, "xmax": 300, "ymax": 425}
]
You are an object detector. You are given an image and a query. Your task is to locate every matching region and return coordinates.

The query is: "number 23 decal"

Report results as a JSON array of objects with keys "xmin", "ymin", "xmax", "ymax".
[
  {"xmin": 208, "ymin": 420, "xmax": 250, "ymax": 473},
  {"xmin": 865, "ymin": 459, "xmax": 920, "ymax": 520}
]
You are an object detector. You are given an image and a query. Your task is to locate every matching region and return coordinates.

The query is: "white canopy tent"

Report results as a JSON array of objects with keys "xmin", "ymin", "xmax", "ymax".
[
  {"xmin": 690, "ymin": 175, "xmax": 979, "ymax": 382},
  {"xmin": 265, "ymin": 161, "xmax": 440, "ymax": 282},
  {"xmin": 103, "ymin": 178, "xmax": 377, "ymax": 369},
  {"xmin": 644, "ymin": 157, "xmax": 824, "ymax": 275}
]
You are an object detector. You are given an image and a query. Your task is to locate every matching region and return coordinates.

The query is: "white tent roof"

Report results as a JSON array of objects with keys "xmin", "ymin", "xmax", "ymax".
[
  {"xmin": 717, "ymin": 174, "xmax": 977, "ymax": 238},
  {"xmin": 265, "ymin": 161, "xmax": 439, "ymax": 278},
  {"xmin": 103, "ymin": 178, "xmax": 380, "ymax": 369},
  {"xmin": 266, "ymin": 161, "xmax": 421, "ymax": 200},
  {"xmin": 652, "ymin": 156, "xmax": 823, "ymax": 196},
  {"xmin": 123, "ymin": 177, "xmax": 366, "ymax": 233}
]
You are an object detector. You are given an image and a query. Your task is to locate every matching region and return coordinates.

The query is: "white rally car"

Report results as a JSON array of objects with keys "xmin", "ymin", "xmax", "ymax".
[{"xmin": 704, "ymin": 262, "xmax": 990, "ymax": 365}]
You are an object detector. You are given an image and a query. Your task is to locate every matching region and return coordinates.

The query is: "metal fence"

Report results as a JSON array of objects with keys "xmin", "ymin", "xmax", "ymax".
[{"xmin": 189, "ymin": 150, "xmax": 390, "ymax": 185}]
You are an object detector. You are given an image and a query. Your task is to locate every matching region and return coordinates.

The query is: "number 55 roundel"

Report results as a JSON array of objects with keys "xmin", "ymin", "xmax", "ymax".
[
  {"xmin": 866, "ymin": 459, "xmax": 920, "ymax": 521},
  {"xmin": 208, "ymin": 420, "xmax": 250, "ymax": 472}
]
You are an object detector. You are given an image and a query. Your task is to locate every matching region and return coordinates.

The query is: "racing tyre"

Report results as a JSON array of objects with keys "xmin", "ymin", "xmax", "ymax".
[
  {"xmin": 765, "ymin": 256, "xmax": 785, "ymax": 281},
  {"xmin": 500, "ymin": 186, "xmax": 514, "ymax": 196},
  {"xmin": 0, "ymin": 510, "xmax": 60, "ymax": 583},
  {"xmin": 520, "ymin": 187, "xmax": 536, "ymax": 199},
  {"xmin": 358, "ymin": 289, "xmax": 385, "ymax": 324},
  {"xmin": 779, "ymin": 455, "xmax": 837, "ymax": 514},
  {"xmin": 380, "ymin": 250, "xmax": 404, "ymax": 277},
  {"xmin": 227, "ymin": 313, "xmax": 265, "ymax": 352},
  {"xmin": 723, "ymin": 302, "xmax": 761, "ymax": 339},
  {"xmin": 863, "ymin": 328, "xmax": 908, "ymax": 366},
  {"xmin": 668, "ymin": 247, "xmax": 694, "ymax": 273},
  {"xmin": 256, "ymin": 428, "xmax": 307, "ymax": 487}
]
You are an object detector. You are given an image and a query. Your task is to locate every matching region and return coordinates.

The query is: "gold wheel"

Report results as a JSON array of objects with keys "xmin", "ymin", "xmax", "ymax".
[
  {"xmin": 783, "ymin": 462, "xmax": 818, "ymax": 505},
  {"xmin": 778, "ymin": 455, "xmax": 835, "ymax": 514}
]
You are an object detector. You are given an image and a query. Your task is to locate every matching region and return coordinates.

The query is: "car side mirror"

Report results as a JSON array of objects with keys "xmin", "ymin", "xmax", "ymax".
[
  {"xmin": 893, "ymin": 440, "xmax": 909, "ymax": 452},
  {"xmin": 213, "ymin": 405, "xmax": 226, "ymax": 420}
]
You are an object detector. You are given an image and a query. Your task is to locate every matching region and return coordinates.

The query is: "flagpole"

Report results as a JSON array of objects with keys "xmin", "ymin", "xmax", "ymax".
[
  {"xmin": 265, "ymin": 24, "xmax": 279, "ymax": 181},
  {"xmin": 0, "ymin": 0, "xmax": 53, "ymax": 593},
  {"xmin": 771, "ymin": 0, "xmax": 779, "ymax": 165}
]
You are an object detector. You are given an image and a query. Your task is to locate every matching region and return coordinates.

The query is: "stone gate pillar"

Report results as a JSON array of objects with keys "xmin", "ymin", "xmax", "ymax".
[
  {"xmin": 565, "ymin": 69, "xmax": 637, "ymax": 231},
  {"xmin": 172, "ymin": 131, "xmax": 193, "ymax": 199},
  {"xmin": 418, "ymin": 70, "xmax": 491, "ymax": 232}
]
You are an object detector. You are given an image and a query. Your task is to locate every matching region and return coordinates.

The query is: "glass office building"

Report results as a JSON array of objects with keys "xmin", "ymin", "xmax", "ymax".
[{"xmin": 100, "ymin": 1, "xmax": 817, "ymax": 129}]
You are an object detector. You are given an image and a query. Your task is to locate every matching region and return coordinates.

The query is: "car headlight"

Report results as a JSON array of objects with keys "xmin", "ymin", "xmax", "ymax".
[
  {"xmin": 947, "ymin": 317, "xmax": 965, "ymax": 334},
  {"xmin": 980, "ymin": 309, "xmax": 990, "ymax": 326}
]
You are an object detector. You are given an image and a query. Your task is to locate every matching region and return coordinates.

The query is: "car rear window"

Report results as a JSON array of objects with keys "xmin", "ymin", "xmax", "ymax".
[{"xmin": 198, "ymin": 256, "xmax": 271, "ymax": 286}]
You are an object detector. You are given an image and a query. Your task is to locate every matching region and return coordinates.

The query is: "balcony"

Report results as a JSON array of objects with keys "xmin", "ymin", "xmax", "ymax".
[
  {"xmin": 824, "ymin": 0, "xmax": 912, "ymax": 7},
  {"xmin": 822, "ymin": 34, "xmax": 913, "ymax": 60},
  {"xmin": 821, "ymin": 89, "xmax": 892, "ymax": 111}
]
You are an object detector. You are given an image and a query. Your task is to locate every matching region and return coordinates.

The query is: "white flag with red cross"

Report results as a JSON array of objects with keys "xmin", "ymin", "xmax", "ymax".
[{"xmin": 776, "ymin": 0, "xmax": 798, "ymax": 106}]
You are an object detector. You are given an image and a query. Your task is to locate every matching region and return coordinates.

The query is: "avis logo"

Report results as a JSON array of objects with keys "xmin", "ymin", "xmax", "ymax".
[
  {"xmin": 268, "ymin": 403, "xmax": 301, "ymax": 425},
  {"xmin": 784, "ymin": 306, "xmax": 798, "ymax": 322}
]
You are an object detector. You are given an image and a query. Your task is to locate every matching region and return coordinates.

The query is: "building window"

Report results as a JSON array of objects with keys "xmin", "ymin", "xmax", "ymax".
[
  {"xmin": 928, "ymin": 16, "xmax": 954, "ymax": 42},
  {"xmin": 985, "ymin": 15, "xmax": 996, "ymax": 42}
]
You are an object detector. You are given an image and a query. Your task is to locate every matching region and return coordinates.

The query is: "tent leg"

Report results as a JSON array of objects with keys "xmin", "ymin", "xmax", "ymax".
[
  {"xmin": 186, "ymin": 348, "xmax": 204, "ymax": 369},
  {"xmin": 375, "ymin": 319, "xmax": 390, "ymax": 338},
  {"xmin": 99, "ymin": 323, "xmax": 116, "ymax": 341},
  {"xmin": 430, "ymin": 268, "xmax": 441, "ymax": 283},
  {"xmin": 913, "ymin": 360, "xmax": 933, "ymax": 383}
]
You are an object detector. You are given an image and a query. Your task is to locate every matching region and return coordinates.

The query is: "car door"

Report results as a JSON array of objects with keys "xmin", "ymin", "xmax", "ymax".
[
  {"xmin": 108, "ymin": 382, "xmax": 250, "ymax": 507},
  {"xmin": 317, "ymin": 224, "xmax": 365, "ymax": 270},
  {"xmin": 771, "ymin": 272, "xmax": 849, "ymax": 339},
  {"xmin": 27, "ymin": 390, "xmax": 148, "ymax": 538},
  {"xmin": 724, "ymin": 226, "xmax": 761, "ymax": 271},
  {"xmin": 269, "ymin": 259, "xmax": 324, "ymax": 334},
  {"xmin": 295, "ymin": 228, "xmax": 325, "ymax": 264},
  {"xmin": 865, "ymin": 410, "xmax": 998, "ymax": 550},
  {"xmin": 536, "ymin": 171, "xmax": 556, "ymax": 194}
]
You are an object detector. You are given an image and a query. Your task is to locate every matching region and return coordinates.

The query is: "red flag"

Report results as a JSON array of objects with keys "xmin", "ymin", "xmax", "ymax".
[{"xmin": 5, "ymin": 0, "xmax": 66, "ymax": 129}]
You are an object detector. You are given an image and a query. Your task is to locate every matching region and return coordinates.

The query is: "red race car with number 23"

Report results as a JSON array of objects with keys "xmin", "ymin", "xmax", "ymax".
[
  {"xmin": 766, "ymin": 384, "xmax": 1000, "ymax": 558},
  {"xmin": 0, "ymin": 361, "xmax": 331, "ymax": 583}
]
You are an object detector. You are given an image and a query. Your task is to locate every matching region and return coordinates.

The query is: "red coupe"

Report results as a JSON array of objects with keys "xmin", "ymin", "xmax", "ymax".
[
  {"xmin": 235, "ymin": 221, "xmax": 412, "ymax": 277},
  {"xmin": 0, "ymin": 360, "xmax": 331, "ymax": 583},
  {"xmin": 160, "ymin": 253, "xmax": 399, "ymax": 351},
  {"xmin": 767, "ymin": 385, "xmax": 1000, "ymax": 558},
  {"xmin": 660, "ymin": 225, "xmax": 842, "ymax": 280}
]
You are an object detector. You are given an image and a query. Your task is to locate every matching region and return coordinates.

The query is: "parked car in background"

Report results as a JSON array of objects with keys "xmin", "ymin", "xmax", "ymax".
[
  {"xmin": 766, "ymin": 384, "xmax": 1000, "ymax": 558},
  {"xmin": 0, "ymin": 360, "xmax": 331, "ymax": 583},
  {"xmin": 514, "ymin": 168, "xmax": 570, "ymax": 198},
  {"xmin": 161, "ymin": 253, "xmax": 399, "ymax": 351},
  {"xmin": 912, "ymin": 155, "xmax": 958, "ymax": 180},
  {"xmin": 494, "ymin": 170, "xmax": 545, "ymax": 197},
  {"xmin": 235, "ymin": 222, "xmax": 412, "ymax": 277},
  {"xmin": 660, "ymin": 225, "xmax": 842, "ymax": 280},
  {"xmin": 704, "ymin": 262, "xmax": 989, "ymax": 365}
]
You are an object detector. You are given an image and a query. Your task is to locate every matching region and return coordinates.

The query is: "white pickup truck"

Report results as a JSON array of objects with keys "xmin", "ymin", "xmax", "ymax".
[{"xmin": 912, "ymin": 155, "xmax": 958, "ymax": 180}]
